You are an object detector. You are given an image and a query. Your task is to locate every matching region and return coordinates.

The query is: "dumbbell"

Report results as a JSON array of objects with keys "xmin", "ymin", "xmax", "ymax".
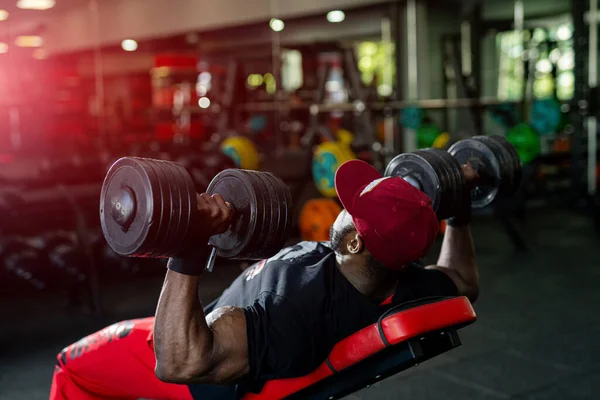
[
  {"xmin": 36, "ymin": 232, "xmax": 87, "ymax": 286},
  {"xmin": 100, "ymin": 157, "xmax": 293, "ymax": 269},
  {"xmin": 384, "ymin": 135, "xmax": 522, "ymax": 220},
  {"xmin": 0, "ymin": 238, "xmax": 47, "ymax": 290}
]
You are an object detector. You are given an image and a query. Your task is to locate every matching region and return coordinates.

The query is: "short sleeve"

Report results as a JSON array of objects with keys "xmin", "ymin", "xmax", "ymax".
[
  {"xmin": 243, "ymin": 292, "xmax": 317, "ymax": 382},
  {"xmin": 394, "ymin": 266, "xmax": 459, "ymax": 305}
]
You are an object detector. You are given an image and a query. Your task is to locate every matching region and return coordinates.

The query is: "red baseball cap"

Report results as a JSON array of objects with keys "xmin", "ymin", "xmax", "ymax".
[{"xmin": 335, "ymin": 160, "xmax": 439, "ymax": 269}]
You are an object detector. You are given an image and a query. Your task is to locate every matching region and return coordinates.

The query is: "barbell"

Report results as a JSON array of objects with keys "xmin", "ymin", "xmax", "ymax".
[
  {"xmin": 100, "ymin": 157, "xmax": 293, "ymax": 266},
  {"xmin": 384, "ymin": 135, "xmax": 522, "ymax": 220}
]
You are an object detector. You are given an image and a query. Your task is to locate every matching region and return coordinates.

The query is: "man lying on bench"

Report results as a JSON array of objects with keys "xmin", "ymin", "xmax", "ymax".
[{"xmin": 50, "ymin": 160, "xmax": 479, "ymax": 400}]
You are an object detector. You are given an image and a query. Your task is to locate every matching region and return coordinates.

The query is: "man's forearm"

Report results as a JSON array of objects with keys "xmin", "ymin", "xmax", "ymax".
[
  {"xmin": 154, "ymin": 269, "xmax": 213, "ymax": 382},
  {"xmin": 437, "ymin": 225, "xmax": 478, "ymax": 292}
]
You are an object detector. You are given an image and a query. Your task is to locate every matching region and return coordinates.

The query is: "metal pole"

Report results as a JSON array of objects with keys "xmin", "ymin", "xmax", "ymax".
[
  {"xmin": 588, "ymin": 0, "xmax": 598, "ymax": 195},
  {"xmin": 382, "ymin": 17, "xmax": 395, "ymax": 159},
  {"xmin": 404, "ymin": 0, "xmax": 419, "ymax": 152},
  {"xmin": 270, "ymin": 0, "xmax": 282, "ymax": 151}
]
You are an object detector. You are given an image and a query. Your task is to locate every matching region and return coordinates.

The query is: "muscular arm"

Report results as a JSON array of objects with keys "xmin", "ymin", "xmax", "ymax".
[
  {"xmin": 153, "ymin": 270, "xmax": 249, "ymax": 384},
  {"xmin": 426, "ymin": 225, "xmax": 479, "ymax": 302}
]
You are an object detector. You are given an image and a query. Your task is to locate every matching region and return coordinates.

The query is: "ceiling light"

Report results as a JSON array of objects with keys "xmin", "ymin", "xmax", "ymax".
[
  {"xmin": 0, "ymin": 10, "xmax": 8, "ymax": 21},
  {"xmin": 198, "ymin": 97, "xmax": 211, "ymax": 109},
  {"xmin": 0, "ymin": 43, "xmax": 8, "ymax": 54},
  {"xmin": 16, "ymin": 0, "xmax": 55, "ymax": 11},
  {"xmin": 15, "ymin": 35, "xmax": 43, "ymax": 48},
  {"xmin": 269, "ymin": 18, "xmax": 285, "ymax": 32},
  {"xmin": 327, "ymin": 10, "xmax": 345, "ymax": 23},
  {"xmin": 121, "ymin": 39, "xmax": 138, "ymax": 52}
]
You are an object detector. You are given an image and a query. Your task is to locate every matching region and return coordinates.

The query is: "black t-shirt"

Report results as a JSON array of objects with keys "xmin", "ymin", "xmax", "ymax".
[{"xmin": 189, "ymin": 241, "xmax": 457, "ymax": 398}]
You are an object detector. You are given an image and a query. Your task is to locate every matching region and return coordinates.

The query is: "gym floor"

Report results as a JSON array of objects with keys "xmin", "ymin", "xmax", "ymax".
[{"xmin": 1, "ymin": 207, "xmax": 599, "ymax": 400}]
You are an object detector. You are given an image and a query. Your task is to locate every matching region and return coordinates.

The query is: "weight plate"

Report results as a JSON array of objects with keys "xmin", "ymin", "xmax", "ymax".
[
  {"xmin": 207, "ymin": 169, "xmax": 258, "ymax": 259},
  {"xmin": 240, "ymin": 170, "xmax": 271, "ymax": 260},
  {"xmin": 171, "ymin": 161, "xmax": 197, "ymax": 254},
  {"xmin": 221, "ymin": 136, "xmax": 260, "ymax": 170},
  {"xmin": 400, "ymin": 107, "xmax": 424, "ymax": 130},
  {"xmin": 156, "ymin": 160, "xmax": 192, "ymax": 257},
  {"xmin": 529, "ymin": 98, "xmax": 561, "ymax": 135},
  {"xmin": 247, "ymin": 171, "xmax": 282, "ymax": 260},
  {"xmin": 448, "ymin": 138, "xmax": 501, "ymax": 209},
  {"xmin": 264, "ymin": 172, "xmax": 293, "ymax": 255},
  {"xmin": 299, "ymin": 199, "xmax": 342, "ymax": 242},
  {"xmin": 413, "ymin": 149, "xmax": 459, "ymax": 220},
  {"xmin": 312, "ymin": 142, "xmax": 354, "ymax": 198},
  {"xmin": 384, "ymin": 152, "xmax": 442, "ymax": 215},
  {"xmin": 488, "ymin": 135, "xmax": 523, "ymax": 196},
  {"xmin": 265, "ymin": 172, "xmax": 293, "ymax": 254},
  {"xmin": 145, "ymin": 159, "xmax": 177, "ymax": 258},
  {"xmin": 101, "ymin": 158, "xmax": 161, "ymax": 257},
  {"xmin": 473, "ymin": 136, "xmax": 509, "ymax": 195},
  {"xmin": 433, "ymin": 149, "xmax": 466, "ymax": 220}
]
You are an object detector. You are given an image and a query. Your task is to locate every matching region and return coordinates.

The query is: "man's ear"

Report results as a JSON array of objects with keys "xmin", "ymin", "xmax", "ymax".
[{"xmin": 347, "ymin": 233, "xmax": 364, "ymax": 254}]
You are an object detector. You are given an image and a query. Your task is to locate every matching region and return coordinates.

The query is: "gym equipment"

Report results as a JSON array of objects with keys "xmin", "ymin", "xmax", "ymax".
[
  {"xmin": 529, "ymin": 98, "xmax": 562, "ymax": 135},
  {"xmin": 432, "ymin": 132, "xmax": 451, "ymax": 149},
  {"xmin": 336, "ymin": 129, "xmax": 354, "ymax": 147},
  {"xmin": 312, "ymin": 142, "xmax": 356, "ymax": 198},
  {"xmin": 488, "ymin": 103, "xmax": 518, "ymax": 128},
  {"xmin": 100, "ymin": 157, "xmax": 293, "ymax": 261},
  {"xmin": 416, "ymin": 124, "xmax": 441, "ymax": 149},
  {"xmin": 448, "ymin": 135, "xmax": 522, "ymax": 209},
  {"xmin": 298, "ymin": 198, "xmax": 342, "ymax": 242},
  {"xmin": 506, "ymin": 123, "xmax": 541, "ymax": 164},
  {"xmin": 385, "ymin": 148, "xmax": 465, "ymax": 220},
  {"xmin": 221, "ymin": 136, "xmax": 260, "ymax": 170},
  {"xmin": 400, "ymin": 107, "xmax": 424, "ymax": 130},
  {"xmin": 243, "ymin": 296, "xmax": 476, "ymax": 400},
  {"xmin": 38, "ymin": 232, "xmax": 87, "ymax": 285},
  {"xmin": 177, "ymin": 151, "xmax": 236, "ymax": 193},
  {"xmin": 385, "ymin": 135, "xmax": 522, "ymax": 218},
  {"xmin": 0, "ymin": 238, "xmax": 47, "ymax": 290},
  {"xmin": 248, "ymin": 115, "xmax": 268, "ymax": 133}
]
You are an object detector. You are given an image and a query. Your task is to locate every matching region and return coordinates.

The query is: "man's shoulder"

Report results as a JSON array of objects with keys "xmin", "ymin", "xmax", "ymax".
[{"xmin": 266, "ymin": 241, "xmax": 333, "ymax": 265}]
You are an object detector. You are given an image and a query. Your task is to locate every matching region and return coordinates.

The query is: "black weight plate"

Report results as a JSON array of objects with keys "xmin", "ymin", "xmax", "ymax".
[
  {"xmin": 265, "ymin": 172, "xmax": 293, "ymax": 252},
  {"xmin": 384, "ymin": 152, "xmax": 442, "ymax": 214},
  {"xmin": 257, "ymin": 171, "xmax": 292, "ymax": 259},
  {"xmin": 434, "ymin": 149, "xmax": 466, "ymax": 220},
  {"xmin": 100, "ymin": 157, "xmax": 162, "ymax": 257},
  {"xmin": 488, "ymin": 135, "xmax": 523, "ymax": 196},
  {"xmin": 248, "ymin": 171, "xmax": 280, "ymax": 259},
  {"xmin": 144, "ymin": 159, "xmax": 178, "ymax": 258},
  {"xmin": 207, "ymin": 169, "xmax": 258, "ymax": 259},
  {"xmin": 169, "ymin": 161, "xmax": 197, "ymax": 255},
  {"xmin": 474, "ymin": 136, "xmax": 512, "ymax": 197},
  {"xmin": 239, "ymin": 170, "xmax": 271, "ymax": 260},
  {"xmin": 157, "ymin": 160, "xmax": 195, "ymax": 257},
  {"xmin": 415, "ymin": 149, "xmax": 458, "ymax": 220},
  {"xmin": 448, "ymin": 138, "xmax": 501, "ymax": 209}
]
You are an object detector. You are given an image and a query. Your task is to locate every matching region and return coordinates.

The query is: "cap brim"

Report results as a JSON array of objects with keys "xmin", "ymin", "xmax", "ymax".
[{"xmin": 335, "ymin": 160, "xmax": 382, "ymax": 213}]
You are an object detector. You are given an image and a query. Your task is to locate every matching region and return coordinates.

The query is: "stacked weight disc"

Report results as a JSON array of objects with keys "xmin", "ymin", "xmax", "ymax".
[
  {"xmin": 100, "ymin": 157, "xmax": 196, "ymax": 258},
  {"xmin": 448, "ymin": 135, "xmax": 522, "ymax": 209},
  {"xmin": 384, "ymin": 148, "xmax": 463, "ymax": 220},
  {"xmin": 206, "ymin": 169, "xmax": 293, "ymax": 260}
]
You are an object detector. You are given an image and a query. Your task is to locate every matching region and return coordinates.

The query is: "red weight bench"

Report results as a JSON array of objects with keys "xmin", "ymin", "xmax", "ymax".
[{"xmin": 243, "ymin": 296, "xmax": 476, "ymax": 400}]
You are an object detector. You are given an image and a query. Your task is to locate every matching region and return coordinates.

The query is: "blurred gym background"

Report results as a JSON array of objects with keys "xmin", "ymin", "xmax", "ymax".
[{"xmin": 0, "ymin": 0, "xmax": 599, "ymax": 399}]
